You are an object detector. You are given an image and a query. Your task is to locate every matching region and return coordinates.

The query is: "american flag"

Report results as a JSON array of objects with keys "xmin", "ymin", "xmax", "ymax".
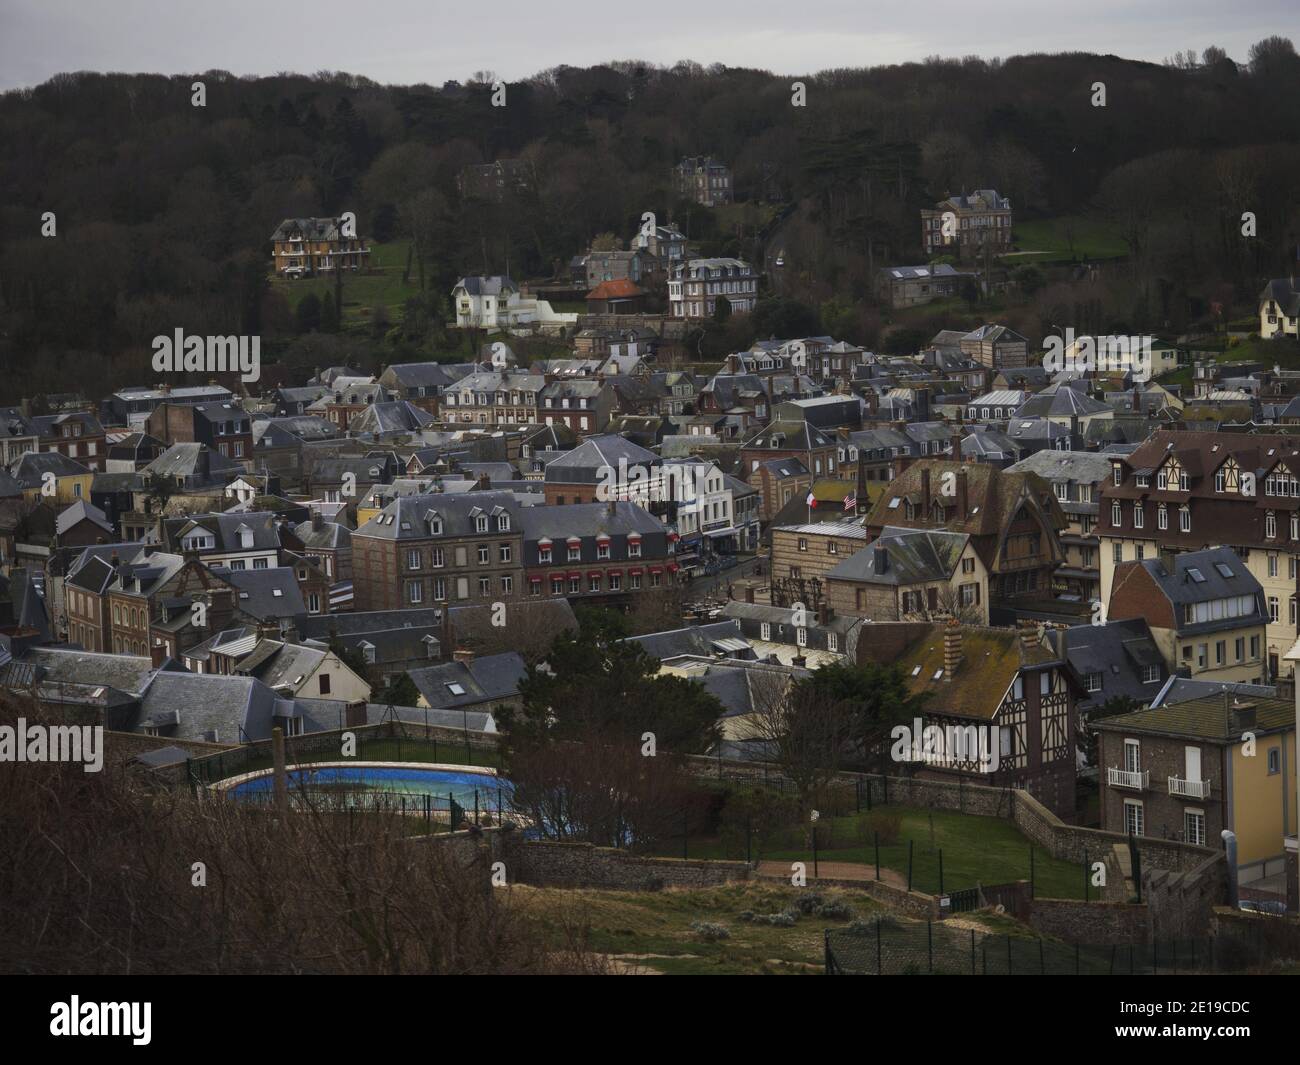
[{"xmin": 843, "ymin": 491, "xmax": 857, "ymax": 514}]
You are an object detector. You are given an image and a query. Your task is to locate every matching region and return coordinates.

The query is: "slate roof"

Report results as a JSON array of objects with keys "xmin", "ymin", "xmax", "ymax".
[
  {"xmin": 55, "ymin": 499, "xmax": 114, "ymax": 536},
  {"xmin": 1116, "ymin": 547, "xmax": 1265, "ymax": 634},
  {"xmin": 543, "ymin": 434, "xmax": 657, "ymax": 483},
  {"xmin": 826, "ymin": 526, "xmax": 969, "ymax": 586},
  {"xmin": 408, "ymin": 651, "xmax": 527, "ymax": 709},
  {"xmin": 216, "ymin": 567, "xmax": 308, "ymax": 619},
  {"xmin": 355, "ymin": 490, "xmax": 522, "ymax": 540},
  {"xmin": 623, "ymin": 620, "xmax": 753, "ymax": 661},
  {"xmin": 1053, "ymin": 618, "xmax": 1166, "ymax": 709},
  {"xmin": 20, "ymin": 647, "xmax": 155, "ymax": 695},
  {"xmin": 1092, "ymin": 692, "xmax": 1293, "ymax": 743},
  {"xmin": 121, "ymin": 672, "xmax": 303, "ymax": 743}
]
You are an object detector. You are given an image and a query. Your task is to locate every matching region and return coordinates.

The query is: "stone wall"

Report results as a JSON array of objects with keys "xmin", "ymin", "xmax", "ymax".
[{"xmin": 1026, "ymin": 898, "xmax": 1151, "ymax": 944}]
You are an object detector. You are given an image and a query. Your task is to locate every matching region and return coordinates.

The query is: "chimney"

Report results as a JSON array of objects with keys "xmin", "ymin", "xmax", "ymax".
[
  {"xmin": 477, "ymin": 472, "xmax": 491, "ymax": 490},
  {"xmin": 745, "ymin": 585, "xmax": 755, "ymax": 604},
  {"xmin": 311, "ymin": 510, "xmax": 323, "ymax": 531},
  {"xmin": 19, "ymin": 397, "xmax": 31, "ymax": 418},
  {"xmin": 1018, "ymin": 619, "xmax": 1041, "ymax": 652},
  {"xmin": 943, "ymin": 620, "xmax": 963, "ymax": 680},
  {"xmin": 920, "ymin": 467, "xmax": 931, "ymax": 517},
  {"xmin": 1229, "ymin": 699, "xmax": 1257, "ymax": 734},
  {"xmin": 956, "ymin": 468, "xmax": 968, "ymax": 515},
  {"xmin": 453, "ymin": 648, "xmax": 475, "ymax": 665},
  {"xmin": 344, "ymin": 700, "xmax": 368, "ymax": 728},
  {"xmin": 818, "ymin": 601, "xmax": 831, "ymax": 625}
]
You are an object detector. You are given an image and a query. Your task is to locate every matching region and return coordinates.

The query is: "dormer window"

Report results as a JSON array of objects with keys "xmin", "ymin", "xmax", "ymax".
[
  {"xmin": 475, "ymin": 515, "xmax": 489, "ymax": 533},
  {"xmin": 426, "ymin": 512, "xmax": 443, "ymax": 535},
  {"xmin": 496, "ymin": 513, "xmax": 510, "ymax": 532}
]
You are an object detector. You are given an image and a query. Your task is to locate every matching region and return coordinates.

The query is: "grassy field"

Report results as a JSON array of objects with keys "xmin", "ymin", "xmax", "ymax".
[
  {"xmin": 654, "ymin": 804, "xmax": 1094, "ymax": 899},
  {"xmin": 269, "ymin": 239, "xmax": 422, "ymax": 332},
  {"xmin": 1006, "ymin": 216, "xmax": 1128, "ymax": 263},
  {"xmin": 517, "ymin": 880, "xmax": 1035, "ymax": 974}
]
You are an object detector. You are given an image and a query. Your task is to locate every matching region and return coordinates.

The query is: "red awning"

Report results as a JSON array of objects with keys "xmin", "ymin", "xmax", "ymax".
[
  {"xmin": 587, "ymin": 570, "xmax": 603, "ymax": 579},
  {"xmin": 528, "ymin": 576, "xmax": 542, "ymax": 584},
  {"xmin": 629, "ymin": 567, "xmax": 644, "ymax": 576},
  {"xmin": 567, "ymin": 571, "xmax": 581, "ymax": 580},
  {"xmin": 606, "ymin": 569, "xmax": 622, "ymax": 578},
  {"xmin": 667, "ymin": 562, "xmax": 680, "ymax": 573},
  {"xmin": 649, "ymin": 566, "xmax": 663, "ymax": 574}
]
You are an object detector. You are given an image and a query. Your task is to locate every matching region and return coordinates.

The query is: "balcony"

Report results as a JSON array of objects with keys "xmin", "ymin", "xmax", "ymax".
[
  {"xmin": 1107, "ymin": 767, "xmax": 1150, "ymax": 790},
  {"xmin": 1168, "ymin": 776, "xmax": 1212, "ymax": 800}
]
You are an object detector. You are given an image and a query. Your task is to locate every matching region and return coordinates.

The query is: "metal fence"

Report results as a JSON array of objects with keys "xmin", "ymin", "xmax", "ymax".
[
  {"xmin": 227, "ymin": 785, "xmax": 515, "ymax": 830},
  {"xmin": 825, "ymin": 917, "xmax": 1298, "ymax": 975}
]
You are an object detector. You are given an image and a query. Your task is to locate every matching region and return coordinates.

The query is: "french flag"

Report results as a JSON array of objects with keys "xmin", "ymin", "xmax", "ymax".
[{"xmin": 806, "ymin": 491, "xmax": 817, "ymax": 508}]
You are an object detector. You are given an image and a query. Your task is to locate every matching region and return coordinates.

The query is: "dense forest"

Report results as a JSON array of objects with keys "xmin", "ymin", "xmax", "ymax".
[{"xmin": 1, "ymin": 39, "xmax": 1298, "ymax": 401}]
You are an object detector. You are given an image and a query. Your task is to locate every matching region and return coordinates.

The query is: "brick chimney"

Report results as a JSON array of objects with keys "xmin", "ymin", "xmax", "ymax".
[
  {"xmin": 344, "ymin": 700, "xmax": 368, "ymax": 728},
  {"xmin": 943, "ymin": 620, "xmax": 963, "ymax": 680},
  {"xmin": 920, "ymin": 467, "xmax": 931, "ymax": 517},
  {"xmin": 1018, "ymin": 619, "xmax": 1041, "ymax": 652},
  {"xmin": 311, "ymin": 510, "xmax": 323, "ymax": 532},
  {"xmin": 453, "ymin": 648, "xmax": 475, "ymax": 665},
  {"xmin": 956, "ymin": 468, "xmax": 968, "ymax": 516}
]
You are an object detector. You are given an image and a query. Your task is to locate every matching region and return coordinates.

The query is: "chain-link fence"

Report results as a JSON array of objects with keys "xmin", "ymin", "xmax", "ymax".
[{"xmin": 825, "ymin": 916, "xmax": 1300, "ymax": 975}]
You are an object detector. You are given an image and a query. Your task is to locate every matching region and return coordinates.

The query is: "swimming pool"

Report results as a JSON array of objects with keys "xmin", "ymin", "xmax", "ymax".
[{"xmin": 220, "ymin": 762, "xmax": 512, "ymax": 822}]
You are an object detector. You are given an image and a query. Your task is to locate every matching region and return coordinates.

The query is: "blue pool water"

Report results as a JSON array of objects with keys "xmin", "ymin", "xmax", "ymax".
[{"xmin": 227, "ymin": 764, "xmax": 512, "ymax": 817}]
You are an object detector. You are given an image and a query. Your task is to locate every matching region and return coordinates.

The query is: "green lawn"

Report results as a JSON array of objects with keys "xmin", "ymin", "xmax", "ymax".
[
  {"xmin": 657, "ymin": 805, "xmax": 1093, "ymax": 899},
  {"xmin": 270, "ymin": 239, "xmax": 423, "ymax": 331},
  {"xmin": 1006, "ymin": 216, "xmax": 1128, "ymax": 263}
]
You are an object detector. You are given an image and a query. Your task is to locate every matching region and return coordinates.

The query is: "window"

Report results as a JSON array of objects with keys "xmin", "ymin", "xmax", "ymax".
[
  {"xmin": 596, "ymin": 542, "xmax": 610, "ymax": 561},
  {"xmin": 434, "ymin": 578, "xmax": 447, "ymax": 601},
  {"xmin": 567, "ymin": 543, "xmax": 581, "ymax": 562},
  {"xmin": 827, "ymin": 632, "xmax": 838, "ymax": 653},
  {"xmin": 628, "ymin": 540, "xmax": 642, "ymax": 558},
  {"xmin": 431, "ymin": 547, "xmax": 444, "ymax": 568},
  {"xmin": 1141, "ymin": 664, "xmax": 1160, "ymax": 684},
  {"xmin": 1269, "ymin": 596, "xmax": 1280, "ymax": 623},
  {"xmin": 962, "ymin": 557, "xmax": 975, "ymax": 574},
  {"xmin": 1157, "ymin": 504, "xmax": 1168, "ymax": 530},
  {"xmin": 407, "ymin": 580, "xmax": 423, "ymax": 604},
  {"xmin": 319, "ymin": 674, "xmax": 331, "ymax": 696},
  {"xmin": 1132, "ymin": 504, "xmax": 1144, "ymax": 529},
  {"xmin": 407, "ymin": 549, "xmax": 421, "ymax": 570},
  {"xmin": 1113, "ymin": 543, "xmax": 1123, "ymax": 564},
  {"xmin": 761, "ymin": 622, "xmax": 771, "ymax": 640},
  {"xmin": 798, "ymin": 537, "xmax": 808, "ymax": 552},
  {"xmin": 1084, "ymin": 672, "xmax": 1103, "ymax": 692},
  {"xmin": 496, "ymin": 514, "xmax": 511, "ymax": 531},
  {"xmin": 1111, "ymin": 501, "xmax": 1122, "ymax": 526},
  {"xmin": 1266, "ymin": 512, "xmax": 1277, "ymax": 539},
  {"xmin": 1268, "ymin": 747, "xmax": 1281, "ymax": 775},
  {"xmin": 796, "ymin": 627, "xmax": 808, "ymax": 647},
  {"xmin": 1184, "ymin": 809, "xmax": 1205, "ymax": 846},
  {"xmin": 1179, "ymin": 506, "xmax": 1191, "ymax": 533},
  {"xmin": 500, "ymin": 576, "xmax": 513, "ymax": 594},
  {"xmin": 475, "ymin": 515, "xmax": 489, "ymax": 533},
  {"xmin": 499, "ymin": 544, "xmax": 512, "ymax": 563},
  {"xmin": 1124, "ymin": 739, "xmax": 1141, "ymax": 774}
]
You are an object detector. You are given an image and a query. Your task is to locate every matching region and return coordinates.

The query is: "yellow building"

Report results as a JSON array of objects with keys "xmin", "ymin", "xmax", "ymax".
[{"xmin": 1096, "ymin": 692, "xmax": 1296, "ymax": 885}]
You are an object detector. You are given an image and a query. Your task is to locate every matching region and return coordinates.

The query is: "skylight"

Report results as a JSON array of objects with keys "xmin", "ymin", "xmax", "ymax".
[
  {"xmin": 1187, "ymin": 567, "xmax": 1206, "ymax": 583},
  {"xmin": 1215, "ymin": 562, "xmax": 1234, "ymax": 578},
  {"xmin": 446, "ymin": 682, "xmax": 466, "ymax": 695}
]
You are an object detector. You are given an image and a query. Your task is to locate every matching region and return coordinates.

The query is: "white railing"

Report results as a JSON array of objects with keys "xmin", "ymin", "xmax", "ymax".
[
  {"xmin": 1107, "ymin": 767, "xmax": 1149, "ymax": 790},
  {"xmin": 1168, "ymin": 776, "xmax": 1212, "ymax": 799}
]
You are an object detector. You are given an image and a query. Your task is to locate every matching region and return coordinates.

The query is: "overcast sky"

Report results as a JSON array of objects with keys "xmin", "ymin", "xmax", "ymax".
[{"xmin": 0, "ymin": 0, "xmax": 1290, "ymax": 91}]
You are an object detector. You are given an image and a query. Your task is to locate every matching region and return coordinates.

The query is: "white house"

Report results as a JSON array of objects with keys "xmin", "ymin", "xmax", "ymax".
[
  {"xmin": 1260, "ymin": 279, "xmax": 1300, "ymax": 340},
  {"xmin": 451, "ymin": 276, "xmax": 578, "ymax": 334}
]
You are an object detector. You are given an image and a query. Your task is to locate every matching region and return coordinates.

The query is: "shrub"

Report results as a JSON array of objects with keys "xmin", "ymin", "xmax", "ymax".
[
  {"xmin": 690, "ymin": 921, "xmax": 731, "ymax": 941},
  {"xmin": 817, "ymin": 900, "xmax": 853, "ymax": 920}
]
